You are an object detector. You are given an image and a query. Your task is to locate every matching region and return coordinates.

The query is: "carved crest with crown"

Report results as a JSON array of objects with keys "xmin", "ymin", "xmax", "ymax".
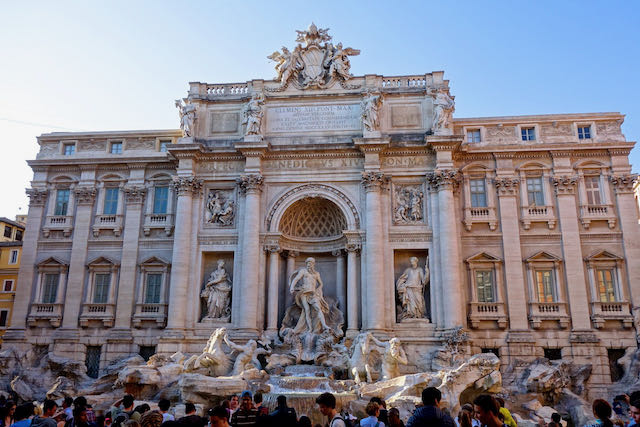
[{"xmin": 267, "ymin": 23, "xmax": 360, "ymax": 91}]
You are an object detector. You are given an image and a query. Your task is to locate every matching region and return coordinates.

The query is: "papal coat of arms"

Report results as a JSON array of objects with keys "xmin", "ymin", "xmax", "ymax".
[{"xmin": 267, "ymin": 23, "xmax": 360, "ymax": 91}]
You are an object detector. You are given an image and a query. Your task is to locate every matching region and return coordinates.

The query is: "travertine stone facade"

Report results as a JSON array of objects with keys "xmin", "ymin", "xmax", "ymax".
[{"xmin": 5, "ymin": 26, "xmax": 639, "ymax": 391}]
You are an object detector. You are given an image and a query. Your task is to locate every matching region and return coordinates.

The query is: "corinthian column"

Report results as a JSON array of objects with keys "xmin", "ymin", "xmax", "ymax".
[
  {"xmin": 345, "ymin": 239, "xmax": 361, "ymax": 334},
  {"xmin": 265, "ymin": 242, "xmax": 281, "ymax": 336},
  {"xmin": 236, "ymin": 173, "xmax": 264, "ymax": 332},
  {"xmin": 166, "ymin": 176, "xmax": 201, "ymax": 331},
  {"xmin": 362, "ymin": 171, "xmax": 388, "ymax": 331},
  {"xmin": 333, "ymin": 249, "xmax": 346, "ymax": 316},
  {"xmin": 427, "ymin": 169, "xmax": 464, "ymax": 329}
]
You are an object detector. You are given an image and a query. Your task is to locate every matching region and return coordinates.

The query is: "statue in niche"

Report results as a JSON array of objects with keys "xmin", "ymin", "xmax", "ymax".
[
  {"xmin": 396, "ymin": 256, "xmax": 430, "ymax": 321},
  {"xmin": 242, "ymin": 93, "xmax": 264, "ymax": 136},
  {"xmin": 394, "ymin": 186, "xmax": 423, "ymax": 224},
  {"xmin": 431, "ymin": 88, "xmax": 455, "ymax": 135},
  {"xmin": 175, "ymin": 99, "xmax": 196, "ymax": 137},
  {"xmin": 201, "ymin": 260, "xmax": 232, "ymax": 321},
  {"xmin": 370, "ymin": 336, "xmax": 408, "ymax": 381},
  {"xmin": 289, "ymin": 257, "xmax": 330, "ymax": 334},
  {"xmin": 361, "ymin": 91, "xmax": 383, "ymax": 132},
  {"xmin": 206, "ymin": 190, "xmax": 235, "ymax": 226},
  {"xmin": 224, "ymin": 335, "xmax": 269, "ymax": 376}
]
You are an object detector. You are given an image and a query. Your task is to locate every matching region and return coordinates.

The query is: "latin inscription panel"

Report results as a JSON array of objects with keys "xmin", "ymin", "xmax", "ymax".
[{"xmin": 267, "ymin": 104, "xmax": 361, "ymax": 133}]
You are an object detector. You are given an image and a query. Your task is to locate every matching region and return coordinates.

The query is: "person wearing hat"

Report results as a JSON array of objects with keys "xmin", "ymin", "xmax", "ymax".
[{"xmin": 230, "ymin": 392, "xmax": 257, "ymax": 427}]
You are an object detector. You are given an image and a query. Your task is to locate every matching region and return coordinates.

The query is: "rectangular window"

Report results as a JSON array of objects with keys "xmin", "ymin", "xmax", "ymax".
[
  {"xmin": 3, "ymin": 226, "xmax": 11, "ymax": 238},
  {"xmin": 535, "ymin": 270, "xmax": 556, "ymax": 302},
  {"xmin": 521, "ymin": 127, "xmax": 536, "ymax": 141},
  {"xmin": 578, "ymin": 126, "xmax": 591, "ymax": 139},
  {"xmin": 110, "ymin": 142, "xmax": 123, "ymax": 154},
  {"xmin": 9, "ymin": 250, "xmax": 18, "ymax": 264},
  {"xmin": 585, "ymin": 176, "xmax": 602, "ymax": 205},
  {"xmin": 153, "ymin": 186, "xmax": 169, "ymax": 214},
  {"xmin": 15, "ymin": 229, "xmax": 22, "ymax": 241},
  {"xmin": 597, "ymin": 269, "xmax": 616, "ymax": 302},
  {"xmin": 0, "ymin": 310, "xmax": 8, "ymax": 327},
  {"xmin": 159, "ymin": 140, "xmax": 171, "ymax": 152},
  {"xmin": 145, "ymin": 273, "xmax": 162, "ymax": 304},
  {"xmin": 93, "ymin": 273, "xmax": 111, "ymax": 304},
  {"xmin": 85, "ymin": 346, "xmax": 101, "ymax": 379},
  {"xmin": 3, "ymin": 280, "xmax": 13, "ymax": 292},
  {"xmin": 54, "ymin": 189, "xmax": 70, "ymax": 216},
  {"xmin": 527, "ymin": 177, "xmax": 545, "ymax": 205},
  {"xmin": 467, "ymin": 130, "xmax": 481, "ymax": 143},
  {"xmin": 103, "ymin": 188, "xmax": 119, "ymax": 215},
  {"xmin": 470, "ymin": 179, "xmax": 487, "ymax": 208},
  {"xmin": 475, "ymin": 270, "xmax": 495, "ymax": 302},
  {"xmin": 42, "ymin": 273, "xmax": 60, "ymax": 303},
  {"xmin": 63, "ymin": 143, "xmax": 75, "ymax": 156}
]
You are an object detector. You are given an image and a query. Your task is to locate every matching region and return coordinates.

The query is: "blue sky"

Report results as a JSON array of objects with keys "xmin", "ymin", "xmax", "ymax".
[{"xmin": 1, "ymin": 1, "xmax": 639, "ymax": 218}]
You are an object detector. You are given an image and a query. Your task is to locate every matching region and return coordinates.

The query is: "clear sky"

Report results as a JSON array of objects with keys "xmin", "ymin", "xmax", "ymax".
[{"xmin": 1, "ymin": 1, "xmax": 639, "ymax": 219}]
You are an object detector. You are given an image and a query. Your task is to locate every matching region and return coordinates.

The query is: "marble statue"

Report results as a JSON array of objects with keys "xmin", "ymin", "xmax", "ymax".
[
  {"xmin": 349, "ymin": 332, "xmax": 375, "ymax": 383},
  {"xmin": 201, "ymin": 260, "xmax": 232, "ymax": 320},
  {"xmin": 396, "ymin": 256, "xmax": 429, "ymax": 320},
  {"xmin": 267, "ymin": 46, "xmax": 303, "ymax": 86},
  {"xmin": 224, "ymin": 335, "xmax": 268, "ymax": 376},
  {"xmin": 289, "ymin": 257, "xmax": 330, "ymax": 334},
  {"xmin": 183, "ymin": 328, "xmax": 232, "ymax": 377},
  {"xmin": 431, "ymin": 89, "xmax": 455, "ymax": 135},
  {"xmin": 327, "ymin": 43, "xmax": 360, "ymax": 81},
  {"xmin": 206, "ymin": 190, "xmax": 235, "ymax": 226},
  {"xmin": 242, "ymin": 93, "xmax": 264, "ymax": 136},
  {"xmin": 361, "ymin": 91, "xmax": 383, "ymax": 132},
  {"xmin": 175, "ymin": 99, "xmax": 196, "ymax": 137},
  {"xmin": 394, "ymin": 186, "xmax": 423, "ymax": 224},
  {"xmin": 370, "ymin": 336, "xmax": 408, "ymax": 381}
]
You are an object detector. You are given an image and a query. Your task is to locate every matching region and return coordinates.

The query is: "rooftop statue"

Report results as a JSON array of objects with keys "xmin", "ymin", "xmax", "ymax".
[{"xmin": 175, "ymin": 99, "xmax": 196, "ymax": 137}]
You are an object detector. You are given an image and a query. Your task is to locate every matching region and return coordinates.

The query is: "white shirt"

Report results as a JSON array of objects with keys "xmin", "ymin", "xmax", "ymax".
[
  {"xmin": 360, "ymin": 416, "xmax": 384, "ymax": 427},
  {"xmin": 330, "ymin": 415, "xmax": 346, "ymax": 427},
  {"xmin": 162, "ymin": 413, "xmax": 175, "ymax": 423}
]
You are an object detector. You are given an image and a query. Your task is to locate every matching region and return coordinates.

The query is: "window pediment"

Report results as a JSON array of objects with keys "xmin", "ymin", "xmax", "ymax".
[
  {"xmin": 87, "ymin": 256, "xmax": 119, "ymax": 268},
  {"xmin": 37, "ymin": 256, "xmax": 69, "ymax": 268},
  {"xmin": 465, "ymin": 252, "xmax": 502, "ymax": 264},
  {"xmin": 584, "ymin": 250, "xmax": 622, "ymax": 262},
  {"xmin": 525, "ymin": 251, "xmax": 561, "ymax": 263},
  {"xmin": 140, "ymin": 256, "xmax": 170, "ymax": 266}
]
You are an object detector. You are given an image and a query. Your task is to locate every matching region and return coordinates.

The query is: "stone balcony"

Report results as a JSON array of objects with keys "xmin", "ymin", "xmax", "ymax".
[
  {"xmin": 528, "ymin": 302, "xmax": 570, "ymax": 329},
  {"xmin": 468, "ymin": 302, "xmax": 507, "ymax": 329},
  {"xmin": 463, "ymin": 207, "xmax": 498, "ymax": 231},
  {"xmin": 27, "ymin": 303, "xmax": 63, "ymax": 327},
  {"xmin": 92, "ymin": 214, "xmax": 123, "ymax": 237},
  {"xmin": 79, "ymin": 303, "xmax": 115, "ymax": 327},
  {"xmin": 579, "ymin": 204, "xmax": 617, "ymax": 229},
  {"xmin": 132, "ymin": 303, "xmax": 167, "ymax": 328},
  {"xmin": 591, "ymin": 301, "xmax": 633, "ymax": 329},
  {"xmin": 43, "ymin": 215, "xmax": 73, "ymax": 237},
  {"xmin": 143, "ymin": 213, "xmax": 174, "ymax": 236},
  {"xmin": 520, "ymin": 205, "xmax": 556, "ymax": 230}
]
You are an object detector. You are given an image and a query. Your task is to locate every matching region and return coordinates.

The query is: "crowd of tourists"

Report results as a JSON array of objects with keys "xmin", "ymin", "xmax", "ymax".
[{"xmin": 1, "ymin": 387, "xmax": 640, "ymax": 427}]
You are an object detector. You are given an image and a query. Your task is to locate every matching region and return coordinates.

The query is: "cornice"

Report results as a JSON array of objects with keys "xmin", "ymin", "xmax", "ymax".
[{"xmin": 263, "ymin": 151, "xmax": 362, "ymax": 160}]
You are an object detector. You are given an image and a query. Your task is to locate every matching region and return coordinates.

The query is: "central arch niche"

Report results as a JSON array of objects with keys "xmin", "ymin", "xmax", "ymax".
[{"xmin": 279, "ymin": 197, "xmax": 347, "ymax": 240}]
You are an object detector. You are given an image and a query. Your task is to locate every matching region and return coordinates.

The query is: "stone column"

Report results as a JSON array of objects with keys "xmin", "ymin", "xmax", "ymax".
[
  {"xmin": 362, "ymin": 171, "xmax": 388, "ymax": 331},
  {"xmin": 552, "ymin": 176, "xmax": 591, "ymax": 330},
  {"xmin": 427, "ymin": 169, "xmax": 464, "ymax": 328},
  {"xmin": 494, "ymin": 177, "xmax": 529, "ymax": 330},
  {"xmin": 333, "ymin": 250, "xmax": 346, "ymax": 315},
  {"xmin": 428, "ymin": 185, "xmax": 442, "ymax": 328},
  {"xmin": 165, "ymin": 176, "xmax": 201, "ymax": 331},
  {"xmin": 611, "ymin": 174, "xmax": 640, "ymax": 339},
  {"xmin": 265, "ymin": 242, "xmax": 281, "ymax": 336},
  {"xmin": 236, "ymin": 174, "xmax": 264, "ymax": 333},
  {"xmin": 114, "ymin": 186, "xmax": 146, "ymax": 329},
  {"xmin": 286, "ymin": 251, "xmax": 298, "ymax": 282},
  {"xmin": 61, "ymin": 186, "xmax": 96, "ymax": 328},
  {"xmin": 345, "ymin": 241, "xmax": 361, "ymax": 334},
  {"xmin": 7, "ymin": 189, "xmax": 48, "ymax": 333}
]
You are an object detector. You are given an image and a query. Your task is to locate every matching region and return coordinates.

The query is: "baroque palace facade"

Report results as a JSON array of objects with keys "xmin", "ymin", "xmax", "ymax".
[{"xmin": 5, "ymin": 25, "xmax": 640, "ymax": 390}]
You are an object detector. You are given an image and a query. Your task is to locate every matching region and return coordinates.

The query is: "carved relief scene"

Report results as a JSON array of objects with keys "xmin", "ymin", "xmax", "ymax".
[{"xmin": 204, "ymin": 189, "xmax": 235, "ymax": 226}]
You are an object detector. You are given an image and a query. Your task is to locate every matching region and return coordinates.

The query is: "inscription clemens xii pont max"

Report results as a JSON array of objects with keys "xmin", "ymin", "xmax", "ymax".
[{"xmin": 267, "ymin": 104, "xmax": 361, "ymax": 133}]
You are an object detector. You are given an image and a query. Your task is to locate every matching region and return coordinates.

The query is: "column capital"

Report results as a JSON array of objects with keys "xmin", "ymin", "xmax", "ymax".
[
  {"xmin": 237, "ymin": 173, "xmax": 264, "ymax": 194},
  {"xmin": 264, "ymin": 243, "xmax": 281, "ymax": 253},
  {"xmin": 426, "ymin": 169, "xmax": 461, "ymax": 192},
  {"xmin": 361, "ymin": 171, "xmax": 389, "ymax": 192},
  {"xmin": 287, "ymin": 250, "xmax": 299, "ymax": 258},
  {"xmin": 552, "ymin": 175, "xmax": 578, "ymax": 195},
  {"xmin": 26, "ymin": 188, "xmax": 48, "ymax": 206},
  {"xmin": 610, "ymin": 174, "xmax": 638, "ymax": 194},
  {"xmin": 332, "ymin": 249, "xmax": 344, "ymax": 257},
  {"xmin": 74, "ymin": 186, "xmax": 97, "ymax": 205},
  {"xmin": 123, "ymin": 186, "xmax": 147, "ymax": 204},
  {"xmin": 494, "ymin": 177, "xmax": 520, "ymax": 196},
  {"xmin": 345, "ymin": 241, "xmax": 362, "ymax": 253},
  {"xmin": 173, "ymin": 176, "xmax": 203, "ymax": 196}
]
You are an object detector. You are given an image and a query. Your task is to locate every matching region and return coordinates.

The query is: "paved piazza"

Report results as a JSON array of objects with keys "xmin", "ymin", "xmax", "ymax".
[{"xmin": 5, "ymin": 24, "xmax": 639, "ymax": 392}]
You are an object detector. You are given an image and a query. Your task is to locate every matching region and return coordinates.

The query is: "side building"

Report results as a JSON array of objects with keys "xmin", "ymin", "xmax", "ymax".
[{"xmin": 0, "ymin": 218, "xmax": 24, "ymax": 342}]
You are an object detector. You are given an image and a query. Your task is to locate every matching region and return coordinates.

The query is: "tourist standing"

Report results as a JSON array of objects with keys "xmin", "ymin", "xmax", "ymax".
[
  {"xmin": 406, "ymin": 388, "xmax": 454, "ymax": 427},
  {"xmin": 71, "ymin": 407, "xmax": 96, "ymax": 427},
  {"xmin": 585, "ymin": 400, "xmax": 613, "ymax": 427},
  {"xmin": 387, "ymin": 409, "xmax": 404, "ymax": 427},
  {"xmin": 629, "ymin": 400, "xmax": 640, "ymax": 427},
  {"xmin": 369, "ymin": 399, "xmax": 388, "ymax": 427},
  {"xmin": 360, "ymin": 402, "xmax": 384, "ymax": 427},
  {"xmin": 268, "ymin": 396, "xmax": 297, "ymax": 427},
  {"xmin": 455, "ymin": 404, "xmax": 480, "ymax": 427},
  {"xmin": 62, "ymin": 399, "xmax": 73, "ymax": 424},
  {"xmin": 230, "ymin": 391, "xmax": 258, "ymax": 427},
  {"xmin": 495, "ymin": 398, "xmax": 516, "ymax": 427},
  {"xmin": 546, "ymin": 413, "xmax": 561, "ymax": 427},
  {"xmin": 32, "ymin": 400, "xmax": 58, "ymax": 427},
  {"xmin": 472, "ymin": 395, "xmax": 504, "ymax": 427},
  {"xmin": 110, "ymin": 396, "xmax": 141, "ymax": 423},
  {"xmin": 139, "ymin": 411, "xmax": 162, "ymax": 427},
  {"xmin": 0, "ymin": 401, "xmax": 16, "ymax": 427},
  {"xmin": 209, "ymin": 407, "xmax": 230, "ymax": 427},
  {"xmin": 315, "ymin": 393, "xmax": 345, "ymax": 427},
  {"xmin": 229, "ymin": 397, "xmax": 239, "ymax": 417},
  {"xmin": 179, "ymin": 403, "xmax": 206, "ymax": 427},
  {"xmin": 10, "ymin": 404, "xmax": 33, "ymax": 427},
  {"xmin": 158, "ymin": 400, "xmax": 174, "ymax": 424}
]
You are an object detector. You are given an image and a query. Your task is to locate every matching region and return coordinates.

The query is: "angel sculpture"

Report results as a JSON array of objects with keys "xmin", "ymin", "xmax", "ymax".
[
  {"xmin": 327, "ymin": 43, "xmax": 360, "ymax": 81},
  {"xmin": 267, "ymin": 46, "xmax": 302, "ymax": 86},
  {"xmin": 174, "ymin": 99, "xmax": 196, "ymax": 137}
]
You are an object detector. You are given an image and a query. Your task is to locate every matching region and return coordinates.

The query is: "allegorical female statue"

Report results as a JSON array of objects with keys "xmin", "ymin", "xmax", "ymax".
[
  {"xmin": 396, "ymin": 256, "xmax": 429, "ymax": 321},
  {"xmin": 201, "ymin": 260, "xmax": 232, "ymax": 320},
  {"xmin": 361, "ymin": 91, "xmax": 383, "ymax": 132}
]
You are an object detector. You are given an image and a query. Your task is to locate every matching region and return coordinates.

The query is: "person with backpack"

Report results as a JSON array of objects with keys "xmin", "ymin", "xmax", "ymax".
[
  {"xmin": 315, "ymin": 393, "xmax": 345, "ymax": 427},
  {"xmin": 110, "ymin": 395, "xmax": 140, "ymax": 425},
  {"xmin": 406, "ymin": 388, "xmax": 454, "ymax": 427},
  {"xmin": 32, "ymin": 400, "xmax": 58, "ymax": 427},
  {"xmin": 360, "ymin": 402, "xmax": 384, "ymax": 427}
]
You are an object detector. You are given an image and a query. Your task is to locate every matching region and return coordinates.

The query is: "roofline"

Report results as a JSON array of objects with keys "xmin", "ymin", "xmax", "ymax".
[
  {"xmin": 454, "ymin": 112, "xmax": 624, "ymax": 123},
  {"xmin": 38, "ymin": 129, "xmax": 182, "ymax": 141},
  {"xmin": 0, "ymin": 218, "xmax": 25, "ymax": 230}
]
